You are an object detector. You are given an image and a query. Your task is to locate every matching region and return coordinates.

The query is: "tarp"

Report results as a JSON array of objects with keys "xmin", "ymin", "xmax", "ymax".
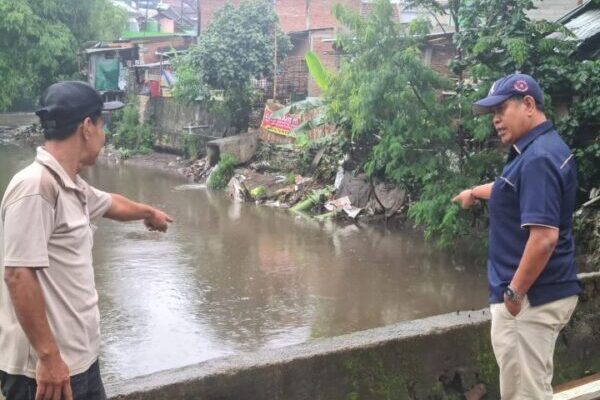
[
  {"xmin": 336, "ymin": 173, "xmax": 406, "ymax": 217},
  {"xmin": 94, "ymin": 58, "xmax": 120, "ymax": 91}
]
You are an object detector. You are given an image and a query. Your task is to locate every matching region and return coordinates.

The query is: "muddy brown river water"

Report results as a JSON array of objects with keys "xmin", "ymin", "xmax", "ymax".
[{"xmin": 0, "ymin": 142, "xmax": 488, "ymax": 384}]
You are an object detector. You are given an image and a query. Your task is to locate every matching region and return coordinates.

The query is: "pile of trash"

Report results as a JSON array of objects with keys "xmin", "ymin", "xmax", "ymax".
[
  {"xmin": 4, "ymin": 124, "xmax": 44, "ymax": 146},
  {"xmin": 0, "ymin": 126, "xmax": 12, "ymax": 143},
  {"xmin": 182, "ymin": 158, "xmax": 212, "ymax": 182},
  {"xmin": 224, "ymin": 163, "xmax": 407, "ymax": 222},
  {"xmin": 226, "ymin": 171, "xmax": 317, "ymax": 208}
]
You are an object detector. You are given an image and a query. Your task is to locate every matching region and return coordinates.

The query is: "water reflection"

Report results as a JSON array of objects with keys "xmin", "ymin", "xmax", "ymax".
[{"xmin": 0, "ymin": 145, "xmax": 488, "ymax": 384}]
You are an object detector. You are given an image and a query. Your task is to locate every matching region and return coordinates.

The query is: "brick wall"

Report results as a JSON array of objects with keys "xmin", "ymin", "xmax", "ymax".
[
  {"xmin": 199, "ymin": 0, "xmax": 360, "ymax": 33},
  {"xmin": 308, "ymin": 29, "xmax": 339, "ymax": 96},
  {"xmin": 423, "ymin": 36, "xmax": 456, "ymax": 77},
  {"xmin": 135, "ymin": 37, "xmax": 193, "ymax": 64},
  {"xmin": 359, "ymin": 2, "xmax": 401, "ymax": 20},
  {"xmin": 428, "ymin": 45, "xmax": 455, "ymax": 76},
  {"xmin": 199, "ymin": 0, "xmax": 241, "ymax": 31},
  {"xmin": 275, "ymin": 0, "xmax": 360, "ymax": 33}
]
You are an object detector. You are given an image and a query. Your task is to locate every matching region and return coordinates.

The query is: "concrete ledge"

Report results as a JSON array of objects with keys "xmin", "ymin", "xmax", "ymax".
[
  {"xmin": 3, "ymin": 274, "xmax": 595, "ymax": 400},
  {"xmin": 554, "ymin": 372, "xmax": 600, "ymax": 400},
  {"xmin": 108, "ymin": 310, "xmax": 492, "ymax": 399},
  {"xmin": 0, "ymin": 112, "xmax": 37, "ymax": 127},
  {"xmin": 206, "ymin": 132, "xmax": 259, "ymax": 165},
  {"xmin": 107, "ymin": 271, "xmax": 600, "ymax": 400}
]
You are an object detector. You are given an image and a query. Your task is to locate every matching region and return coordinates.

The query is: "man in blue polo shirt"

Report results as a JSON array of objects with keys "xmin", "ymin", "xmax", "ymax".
[{"xmin": 453, "ymin": 73, "xmax": 580, "ymax": 399}]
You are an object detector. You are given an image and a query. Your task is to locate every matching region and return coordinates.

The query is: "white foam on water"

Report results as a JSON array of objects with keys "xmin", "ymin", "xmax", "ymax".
[{"xmin": 174, "ymin": 183, "xmax": 207, "ymax": 191}]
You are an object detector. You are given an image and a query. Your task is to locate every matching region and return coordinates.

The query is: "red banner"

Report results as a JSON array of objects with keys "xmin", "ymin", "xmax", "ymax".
[{"xmin": 260, "ymin": 104, "xmax": 301, "ymax": 137}]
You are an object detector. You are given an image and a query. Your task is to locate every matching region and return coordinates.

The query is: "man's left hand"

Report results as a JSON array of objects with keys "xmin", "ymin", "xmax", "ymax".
[
  {"xmin": 503, "ymin": 295, "xmax": 522, "ymax": 317},
  {"xmin": 144, "ymin": 209, "xmax": 173, "ymax": 232}
]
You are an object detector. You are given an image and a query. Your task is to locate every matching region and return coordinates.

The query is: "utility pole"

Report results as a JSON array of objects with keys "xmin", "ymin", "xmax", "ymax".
[
  {"xmin": 272, "ymin": 0, "xmax": 277, "ymax": 100},
  {"xmin": 197, "ymin": 0, "xmax": 202, "ymax": 42},
  {"xmin": 305, "ymin": 0, "xmax": 310, "ymax": 30}
]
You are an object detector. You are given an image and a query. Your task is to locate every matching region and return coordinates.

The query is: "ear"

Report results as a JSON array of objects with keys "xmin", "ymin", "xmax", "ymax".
[
  {"xmin": 81, "ymin": 117, "xmax": 93, "ymax": 140},
  {"xmin": 522, "ymin": 95, "xmax": 537, "ymax": 115}
]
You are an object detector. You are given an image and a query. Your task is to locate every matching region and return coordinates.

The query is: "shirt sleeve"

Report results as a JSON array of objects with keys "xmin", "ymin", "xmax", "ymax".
[
  {"xmin": 519, "ymin": 154, "xmax": 561, "ymax": 229},
  {"xmin": 86, "ymin": 185, "xmax": 113, "ymax": 222},
  {"xmin": 2, "ymin": 195, "xmax": 55, "ymax": 267}
]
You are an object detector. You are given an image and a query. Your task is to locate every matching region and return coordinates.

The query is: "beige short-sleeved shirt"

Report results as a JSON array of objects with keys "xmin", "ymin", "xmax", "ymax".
[{"xmin": 0, "ymin": 147, "xmax": 112, "ymax": 378}]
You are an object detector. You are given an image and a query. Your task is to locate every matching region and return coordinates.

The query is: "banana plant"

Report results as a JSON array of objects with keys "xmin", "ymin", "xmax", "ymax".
[{"xmin": 305, "ymin": 50, "xmax": 333, "ymax": 91}]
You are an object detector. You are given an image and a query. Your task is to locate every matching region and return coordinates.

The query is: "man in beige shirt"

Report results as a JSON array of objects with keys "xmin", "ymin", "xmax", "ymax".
[{"xmin": 0, "ymin": 81, "xmax": 173, "ymax": 400}]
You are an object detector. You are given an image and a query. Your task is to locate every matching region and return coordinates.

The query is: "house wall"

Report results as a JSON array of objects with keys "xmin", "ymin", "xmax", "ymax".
[
  {"xmin": 159, "ymin": 18, "xmax": 175, "ymax": 33},
  {"xmin": 308, "ymin": 30, "xmax": 339, "ymax": 96},
  {"xmin": 135, "ymin": 37, "xmax": 192, "ymax": 64},
  {"xmin": 198, "ymin": 0, "xmax": 360, "ymax": 34}
]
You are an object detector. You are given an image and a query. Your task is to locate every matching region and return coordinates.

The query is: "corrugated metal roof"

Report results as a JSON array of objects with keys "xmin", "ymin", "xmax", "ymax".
[
  {"xmin": 564, "ymin": 9, "xmax": 600, "ymax": 41},
  {"xmin": 133, "ymin": 60, "xmax": 171, "ymax": 68},
  {"xmin": 85, "ymin": 44, "xmax": 136, "ymax": 54}
]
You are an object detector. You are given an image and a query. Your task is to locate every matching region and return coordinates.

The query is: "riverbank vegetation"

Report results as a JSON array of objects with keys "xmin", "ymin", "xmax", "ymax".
[
  {"xmin": 108, "ymin": 100, "xmax": 154, "ymax": 159},
  {"xmin": 322, "ymin": 0, "xmax": 599, "ymax": 248},
  {"xmin": 207, "ymin": 154, "xmax": 238, "ymax": 190}
]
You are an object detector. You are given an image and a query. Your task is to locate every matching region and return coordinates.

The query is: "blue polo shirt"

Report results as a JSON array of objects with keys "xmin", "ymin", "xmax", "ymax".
[{"xmin": 488, "ymin": 120, "xmax": 581, "ymax": 306}]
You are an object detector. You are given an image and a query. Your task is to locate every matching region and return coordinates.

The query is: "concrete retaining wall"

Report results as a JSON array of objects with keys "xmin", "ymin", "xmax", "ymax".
[
  {"xmin": 0, "ymin": 113, "xmax": 37, "ymax": 127},
  {"xmin": 142, "ymin": 97, "xmax": 231, "ymax": 154},
  {"xmin": 206, "ymin": 132, "xmax": 259, "ymax": 166},
  {"xmin": 107, "ymin": 272, "xmax": 600, "ymax": 400}
]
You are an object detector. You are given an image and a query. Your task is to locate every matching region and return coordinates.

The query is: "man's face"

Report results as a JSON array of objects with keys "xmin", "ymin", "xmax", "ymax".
[
  {"xmin": 82, "ymin": 116, "xmax": 106, "ymax": 166},
  {"xmin": 490, "ymin": 97, "xmax": 530, "ymax": 146}
]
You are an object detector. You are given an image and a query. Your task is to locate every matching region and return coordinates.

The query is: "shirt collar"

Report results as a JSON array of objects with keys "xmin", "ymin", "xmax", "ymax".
[
  {"xmin": 513, "ymin": 120, "xmax": 554, "ymax": 155},
  {"xmin": 35, "ymin": 147, "xmax": 83, "ymax": 192}
]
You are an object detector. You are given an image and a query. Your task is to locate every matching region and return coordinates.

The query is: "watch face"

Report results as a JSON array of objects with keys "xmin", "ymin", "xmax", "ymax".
[{"xmin": 504, "ymin": 287, "xmax": 520, "ymax": 302}]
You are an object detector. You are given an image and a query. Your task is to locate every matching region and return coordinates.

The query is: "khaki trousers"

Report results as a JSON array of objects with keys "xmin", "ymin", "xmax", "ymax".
[{"xmin": 490, "ymin": 295, "xmax": 578, "ymax": 400}]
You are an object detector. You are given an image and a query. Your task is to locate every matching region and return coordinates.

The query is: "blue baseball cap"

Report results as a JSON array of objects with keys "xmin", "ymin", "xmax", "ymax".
[{"xmin": 473, "ymin": 73, "xmax": 544, "ymax": 115}]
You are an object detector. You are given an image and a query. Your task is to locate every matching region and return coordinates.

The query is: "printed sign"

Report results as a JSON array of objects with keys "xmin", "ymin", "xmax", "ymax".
[{"xmin": 260, "ymin": 104, "xmax": 301, "ymax": 137}]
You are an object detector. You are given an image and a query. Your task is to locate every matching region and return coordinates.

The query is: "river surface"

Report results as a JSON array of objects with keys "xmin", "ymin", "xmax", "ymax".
[{"xmin": 0, "ymin": 143, "xmax": 488, "ymax": 384}]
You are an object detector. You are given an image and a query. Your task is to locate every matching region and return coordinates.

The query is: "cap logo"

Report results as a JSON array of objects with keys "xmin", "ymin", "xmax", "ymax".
[
  {"xmin": 488, "ymin": 81, "xmax": 498, "ymax": 95},
  {"xmin": 514, "ymin": 80, "xmax": 528, "ymax": 92}
]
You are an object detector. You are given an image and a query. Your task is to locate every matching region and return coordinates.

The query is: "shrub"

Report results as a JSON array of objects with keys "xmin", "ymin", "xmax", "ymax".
[
  {"xmin": 111, "ymin": 101, "xmax": 154, "ymax": 154},
  {"xmin": 207, "ymin": 153, "xmax": 237, "ymax": 190},
  {"xmin": 183, "ymin": 133, "xmax": 204, "ymax": 160}
]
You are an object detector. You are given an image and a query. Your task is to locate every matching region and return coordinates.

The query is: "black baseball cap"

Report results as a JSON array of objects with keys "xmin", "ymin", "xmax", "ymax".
[
  {"xmin": 35, "ymin": 81, "xmax": 124, "ymax": 129},
  {"xmin": 473, "ymin": 73, "xmax": 544, "ymax": 115}
]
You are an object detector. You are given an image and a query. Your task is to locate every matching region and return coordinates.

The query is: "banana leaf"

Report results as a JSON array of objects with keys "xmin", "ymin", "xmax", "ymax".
[
  {"xmin": 305, "ymin": 51, "xmax": 331, "ymax": 91},
  {"xmin": 269, "ymin": 97, "xmax": 325, "ymax": 120}
]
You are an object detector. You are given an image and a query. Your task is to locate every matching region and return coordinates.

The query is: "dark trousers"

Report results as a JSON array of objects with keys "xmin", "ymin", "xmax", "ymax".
[{"xmin": 0, "ymin": 360, "xmax": 106, "ymax": 400}]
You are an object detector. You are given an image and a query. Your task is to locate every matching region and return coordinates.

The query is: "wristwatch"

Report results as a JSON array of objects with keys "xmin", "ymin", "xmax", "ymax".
[{"xmin": 503, "ymin": 286, "xmax": 523, "ymax": 304}]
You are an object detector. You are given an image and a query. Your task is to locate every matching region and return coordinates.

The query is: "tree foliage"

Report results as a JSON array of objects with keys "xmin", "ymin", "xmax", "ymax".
[
  {"xmin": 0, "ymin": 0, "xmax": 126, "ymax": 110},
  {"xmin": 172, "ymin": 0, "xmax": 291, "ymax": 132},
  {"xmin": 328, "ymin": 0, "xmax": 599, "ymax": 247},
  {"xmin": 110, "ymin": 100, "xmax": 154, "ymax": 155}
]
